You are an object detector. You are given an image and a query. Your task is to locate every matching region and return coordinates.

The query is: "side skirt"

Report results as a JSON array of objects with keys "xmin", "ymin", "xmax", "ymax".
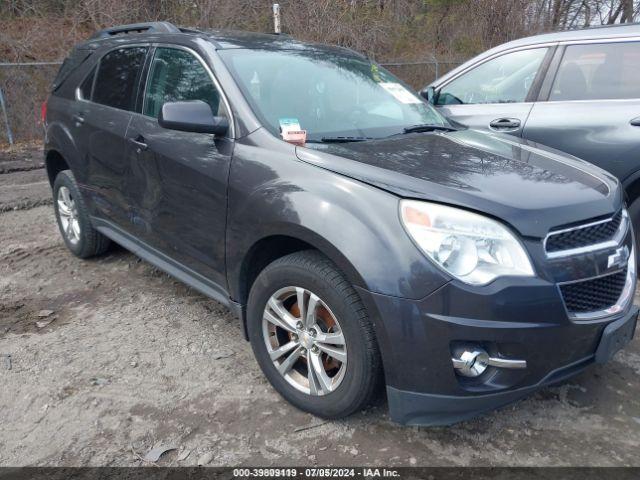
[{"xmin": 92, "ymin": 217, "xmax": 231, "ymax": 308}]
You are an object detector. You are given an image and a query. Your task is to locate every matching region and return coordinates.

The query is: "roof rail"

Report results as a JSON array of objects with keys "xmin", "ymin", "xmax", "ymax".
[
  {"xmin": 578, "ymin": 21, "xmax": 640, "ymax": 31},
  {"xmin": 90, "ymin": 21, "xmax": 180, "ymax": 40},
  {"xmin": 179, "ymin": 27, "xmax": 204, "ymax": 34}
]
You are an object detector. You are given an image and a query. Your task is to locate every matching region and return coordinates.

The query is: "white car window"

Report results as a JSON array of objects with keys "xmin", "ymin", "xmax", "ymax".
[{"xmin": 437, "ymin": 48, "xmax": 548, "ymax": 105}]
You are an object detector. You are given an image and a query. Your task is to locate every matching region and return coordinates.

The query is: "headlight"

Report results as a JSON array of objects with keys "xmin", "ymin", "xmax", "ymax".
[{"xmin": 400, "ymin": 200, "xmax": 534, "ymax": 285}]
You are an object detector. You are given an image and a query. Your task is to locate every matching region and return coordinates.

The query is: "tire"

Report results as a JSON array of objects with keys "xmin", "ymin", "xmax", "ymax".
[
  {"xmin": 53, "ymin": 170, "xmax": 110, "ymax": 258},
  {"xmin": 629, "ymin": 198, "xmax": 640, "ymax": 268},
  {"xmin": 247, "ymin": 250, "xmax": 382, "ymax": 419}
]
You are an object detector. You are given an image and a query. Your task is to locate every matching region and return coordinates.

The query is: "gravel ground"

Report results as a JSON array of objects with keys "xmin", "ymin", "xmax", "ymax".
[
  {"xmin": 1, "ymin": 147, "xmax": 640, "ymax": 467},
  {"xmin": 0, "ymin": 145, "xmax": 50, "ymax": 213}
]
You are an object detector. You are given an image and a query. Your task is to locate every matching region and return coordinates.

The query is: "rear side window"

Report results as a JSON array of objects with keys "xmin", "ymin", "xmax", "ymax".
[
  {"xmin": 437, "ymin": 48, "xmax": 548, "ymax": 105},
  {"xmin": 52, "ymin": 48, "xmax": 93, "ymax": 92},
  {"xmin": 93, "ymin": 47, "xmax": 148, "ymax": 110},
  {"xmin": 143, "ymin": 47, "xmax": 224, "ymax": 118},
  {"xmin": 550, "ymin": 42, "xmax": 640, "ymax": 101}
]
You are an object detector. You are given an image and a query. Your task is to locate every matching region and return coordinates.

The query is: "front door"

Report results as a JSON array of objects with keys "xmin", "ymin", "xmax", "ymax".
[
  {"xmin": 124, "ymin": 46, "xmax": 233, "ymax": 287},
  {"xmin": 434, "ymin": 47, "xmax": 552, "ymax": 137}
]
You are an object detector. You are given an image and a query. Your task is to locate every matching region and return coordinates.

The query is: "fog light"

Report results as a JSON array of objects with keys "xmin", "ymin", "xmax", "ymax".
[{"xmin": 452, "ymin": 348, "xmax": 527, "ymax": 377}]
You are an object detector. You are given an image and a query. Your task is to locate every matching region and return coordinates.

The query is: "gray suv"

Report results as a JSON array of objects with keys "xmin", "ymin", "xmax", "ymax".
[
  {"xmin": 44, "ymin": 22, "xmax": 637, "ymax": 426},
  {"xmin": 422, "ymin": 23, "xmax": 640, "ymax": 248}
]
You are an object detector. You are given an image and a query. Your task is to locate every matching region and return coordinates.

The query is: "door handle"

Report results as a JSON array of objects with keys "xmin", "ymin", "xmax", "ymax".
[
  {"xmin": 489, "ymin": 118, "xmax": 521, "ymax": 130},
  {"xmin": 129, "ymin": 136, "xmax": 148, "ymax": 153},
  {"xmin": 72, "ymin": 114, "xmax": 85, "ymax": 124},
  {"xmin": 630, "ymin": 117, "xmax": 640, "ymax": 127}
]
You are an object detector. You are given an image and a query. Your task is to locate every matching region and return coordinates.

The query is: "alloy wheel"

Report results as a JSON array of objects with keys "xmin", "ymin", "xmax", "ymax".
[
  {"xmin": 262, "ymin": 286, "xmax": 347, "ymax": 396},
  {"xmin": 57, "ymin": 186, "xmax": 81, "ymax": 245}
]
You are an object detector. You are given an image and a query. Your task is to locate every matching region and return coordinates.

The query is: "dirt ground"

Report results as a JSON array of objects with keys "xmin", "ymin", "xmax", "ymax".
[{"xmin": 1, "ymin": 146, "xmax": 640, "ymax": 467}]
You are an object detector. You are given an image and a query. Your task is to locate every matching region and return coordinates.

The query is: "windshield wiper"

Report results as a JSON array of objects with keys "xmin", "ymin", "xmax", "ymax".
[
  {"xmin": 317, "ymin": 136, "xmax": 375, "ymax": 143},
  {"xmin": 402, "ymin": 124, "xmax": 458, "ymax": 134}
]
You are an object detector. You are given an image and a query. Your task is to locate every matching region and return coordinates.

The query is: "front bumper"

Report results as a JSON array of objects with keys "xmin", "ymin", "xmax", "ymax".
[
  {"xmin": 386, "ymin": 306, "xmax": 637, "ymax": 426},
  {"xmin": 355, "ymin": 207, "xmax": 638, "ymax": 426},
  {"xmin": 356, "ymin": 275, "xmax": 638, "ymax": 426}
]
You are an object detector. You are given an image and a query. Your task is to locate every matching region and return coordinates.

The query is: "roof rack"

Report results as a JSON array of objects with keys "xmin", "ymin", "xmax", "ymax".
[{"xmin": 90, "ymin": 21, "xmax": 180, "ymax": 40}]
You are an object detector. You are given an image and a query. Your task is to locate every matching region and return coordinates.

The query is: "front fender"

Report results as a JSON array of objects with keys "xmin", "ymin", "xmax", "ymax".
[{"xmin": 226, "ymin": 129, "xmax": 448, "ymax": 302}]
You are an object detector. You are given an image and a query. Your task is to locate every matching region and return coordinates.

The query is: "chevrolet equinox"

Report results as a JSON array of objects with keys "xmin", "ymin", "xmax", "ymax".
[{"xmin": 43, "ymin": 22, "xmax": 638, "ymax": 425}]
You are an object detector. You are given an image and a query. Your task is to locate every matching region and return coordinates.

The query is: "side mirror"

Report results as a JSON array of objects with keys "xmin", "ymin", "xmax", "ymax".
[
  {"xmin": 420, "ymin": 86, "xmax": 437, "ymax": 105},
  {"xmin": 158, "ymin": 100, "xmax": 229, "ymax": 136}
]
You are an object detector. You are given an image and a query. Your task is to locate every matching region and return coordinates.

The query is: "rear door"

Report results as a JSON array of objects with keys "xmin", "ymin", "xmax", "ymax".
[
  {"xmin": 523, "ymin": 40, "xmax": 640, "ymax": 183},
  {"xmin": 434, "ymin": 47, "xmax": 553, "ymax": 137},
  {"xmin": 77, "ymin": 46, "xmax": 148, "ymax": 229},
  {"xmin": 123, "ymin": 46, "xmax": 233, "ymax": 287}
]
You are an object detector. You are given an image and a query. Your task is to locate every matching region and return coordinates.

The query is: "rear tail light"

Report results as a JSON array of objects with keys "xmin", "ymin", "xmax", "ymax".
[{"xmin": 40, "ymin": 98, "xmax": 48, "ymax": 124}]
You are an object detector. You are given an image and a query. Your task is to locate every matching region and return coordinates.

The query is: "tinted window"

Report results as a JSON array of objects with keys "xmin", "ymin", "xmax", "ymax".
[
  {"xmin": 93, "ymin": 47, "xmax": 147, "ymax": 110},
  {"xmin": 52, "ymin": 48, "xmax": 92, "ymax": 92},
  {"xmin": 219, "ymin": 49, "xmax": 446, "ymax": 141},
  {"xmin": 437, "ymin": 48, "xmax": 548, "ymax": 105},
  {"xmin": 550, "ymin": 42, "xmax": 640, "ymax": 101},
  {"xmin": 79, "ymin": 66, "xmax": 96, "ymax": 100},
  {"xmin": 143, "ymin": 48, "xmax": 224, "ymax": 119}
]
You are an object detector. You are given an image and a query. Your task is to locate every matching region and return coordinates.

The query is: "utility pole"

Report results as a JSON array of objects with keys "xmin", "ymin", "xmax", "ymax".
[
  {"xmin": 273, "ymin": 3, "xmax": 281, "ymax": 34},
  {"xmin": 0, "ymin": 88, "xmax": 14, "ymax": 146}
]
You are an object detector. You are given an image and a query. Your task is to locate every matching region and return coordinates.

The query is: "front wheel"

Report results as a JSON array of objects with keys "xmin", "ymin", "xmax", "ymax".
[{"xmin": 247, "ymin": 251, "xmax": 382, "ymax": 419}]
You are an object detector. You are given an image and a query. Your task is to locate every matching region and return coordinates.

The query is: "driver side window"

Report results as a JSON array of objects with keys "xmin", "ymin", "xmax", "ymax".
[
  {"xmin": 437, "ymin": 48, "xmax": 548, "ymax": 106},
  {"xmin": 143, "ymin": 47, "xmax": 227, "ymax": 119}
]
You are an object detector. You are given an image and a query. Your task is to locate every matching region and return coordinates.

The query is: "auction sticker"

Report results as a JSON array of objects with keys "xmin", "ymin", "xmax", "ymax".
[
  {"xmin": 279, "ymin": 118, "xmax": 301, "ymax": 132},
  {"xmin": 279, "ymin": 118, "xmax": 307, "ymax": 146},
  {"xmin": 281, "ymin": 129, "xmax": 307, "ymax": 146}
]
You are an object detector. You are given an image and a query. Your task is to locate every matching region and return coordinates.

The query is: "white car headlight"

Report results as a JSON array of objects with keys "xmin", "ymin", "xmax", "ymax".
[{"xmin": 400, "ymin": 200, "xmax": 534, "ymax": 285}]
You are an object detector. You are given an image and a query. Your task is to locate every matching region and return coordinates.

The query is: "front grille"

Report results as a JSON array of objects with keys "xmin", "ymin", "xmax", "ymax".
[
  {"xmin": 546, "ymin": 210, "xmax": 622, "ymax": 253},
  {"xmin": 560, "ymin": 268, "xmax": 627, "ymax": 314}
]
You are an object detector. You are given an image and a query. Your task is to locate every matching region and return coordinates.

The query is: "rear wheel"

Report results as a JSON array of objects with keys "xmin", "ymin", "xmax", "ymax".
[
  {"xmin": 53, "ymin": 170, "xmax": 110, "ymax": 258},
  {"xmin": 247, "ymin": 250, "xmax": 382, "ymax": 419}
]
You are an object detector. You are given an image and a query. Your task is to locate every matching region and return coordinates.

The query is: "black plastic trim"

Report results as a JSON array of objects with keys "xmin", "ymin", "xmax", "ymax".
[
  {"xmin": 525, "ymin": 45, "xmax": 557, "ymax": 103},
  {"xmin": 536, "ymin": 45, "xmax": 566, "ymax": 102},
  {"xmin": 91, "ymin": 217, "xmax": 231, "ymax": 307},
  {"xmin": 387, "ymin": 357, "xmax": 591, "ymax": 426},
  {"xmin": 90, "ymin": 22, "xmax": 180, "ymax": 40}
]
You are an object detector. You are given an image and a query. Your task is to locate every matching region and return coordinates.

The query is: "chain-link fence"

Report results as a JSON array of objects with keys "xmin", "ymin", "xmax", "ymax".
[
  {"xmin": 379, "ymin": 59, "xmax": 463, "ymax": 90},
  {"xmin": 0, "ymin": 58, "xmax": 463, "ymax": 146},
  {"xmin": 0, "ymin": 62, "xmax": 62, "ymax": 146}
]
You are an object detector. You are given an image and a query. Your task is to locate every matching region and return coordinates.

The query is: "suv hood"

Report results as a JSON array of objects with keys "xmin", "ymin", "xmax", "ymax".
[{"xmin": 296, "ymin": 129, "xmax": 620, "ymax": 238}]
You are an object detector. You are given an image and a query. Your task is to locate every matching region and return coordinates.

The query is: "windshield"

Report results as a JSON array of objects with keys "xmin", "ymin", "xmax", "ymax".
[{"xmin": 219, "ymin": 48, "xmax": 448, "ymax": 142}]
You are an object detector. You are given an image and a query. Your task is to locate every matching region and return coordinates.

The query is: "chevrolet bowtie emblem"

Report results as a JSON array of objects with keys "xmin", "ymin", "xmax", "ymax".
[{"xmin": 607, "ymin": 246, "xmax": 629, "ymax": 270}]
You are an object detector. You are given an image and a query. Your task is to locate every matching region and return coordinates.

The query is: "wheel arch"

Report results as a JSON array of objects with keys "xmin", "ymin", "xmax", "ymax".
[
  {"xmin": 44, "ymin": 119, "xmax": 82, "ymax": 186},
  {"xmin": 45, "ymin": 149, "xmax": 71, "ymax": 186},
  {"xmin": 230, "ymin": 228, "xmax": 369, "ymax": 341},
  {"xmin": 233, "ymin": 228, "xmax": 368, "ymax": 308}
]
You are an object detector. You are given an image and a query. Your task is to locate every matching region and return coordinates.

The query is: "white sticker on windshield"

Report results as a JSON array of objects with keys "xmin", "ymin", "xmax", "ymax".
[
  {"xmin": 379, "ymin": 82, "xmax": 422, "ymax": 104},
  {"xmin": 279, "ymin": 118, "xmax": 301, "ymax": 132}
]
